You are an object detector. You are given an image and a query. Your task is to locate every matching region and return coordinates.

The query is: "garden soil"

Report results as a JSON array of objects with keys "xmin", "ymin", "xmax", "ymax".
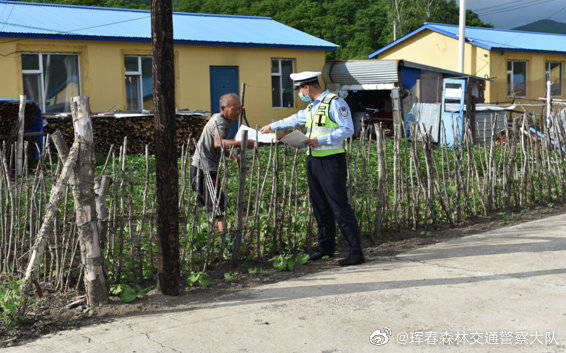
[{"xmin": 2, "ymin": 202, "xmax": 565, "ymax": 347}]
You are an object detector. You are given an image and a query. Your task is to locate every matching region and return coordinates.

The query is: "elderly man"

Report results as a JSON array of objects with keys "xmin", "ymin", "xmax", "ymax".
[
  {"xmin": 260, "ymin": 72, "xmax": 364, "ymax": 266},
  {"xmin": 191, "ymin": 93, "xmax": 255, "ymax": 232}
]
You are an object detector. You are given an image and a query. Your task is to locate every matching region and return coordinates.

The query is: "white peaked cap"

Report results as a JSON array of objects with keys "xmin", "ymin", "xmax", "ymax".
[{"xmin": 290, "ymin": 71, "xmax": 322, "ymax": 87}]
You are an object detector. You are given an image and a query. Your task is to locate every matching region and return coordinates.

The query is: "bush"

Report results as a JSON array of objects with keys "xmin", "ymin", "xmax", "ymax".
[
  {"xmin": 0, "ymin": 280, "xmax": 26, "ymax": 327},
  {"xmin": 269, "ymin": 253, "xmax": 309, "ymax": 272},
  {"xmin": 109, "ymin": 284, "xmax": 151, "ymax": 303},
  {"xmin": 187, "ymin": 272, "xmax": 209, "ymax": 288}
]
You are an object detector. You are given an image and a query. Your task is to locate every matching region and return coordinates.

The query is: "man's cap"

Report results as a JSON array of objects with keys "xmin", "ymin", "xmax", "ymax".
[{"xmin": 290, "ymin": 71, "xmax": 321, "ymax": 88}]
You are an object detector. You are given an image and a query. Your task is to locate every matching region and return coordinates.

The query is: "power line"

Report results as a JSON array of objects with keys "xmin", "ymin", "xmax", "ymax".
[
  {"xmin": 548, "ymin": 3, "xmax": 566, "ymax": 21},
  {"xmin": 0, "ymin": 14, "xmax": 150, "ymax": 49},
  {"xmin": 0, "ymin": 3, "xmax": 14, "ymax": 33},
  {"xmin": 476, "ymin": 0, "xmax": 544, "ymax": 15},
  {"xmin": 477, "ymin": 0, "xmax": 562, "ymax": 16},
  {"xmin": 473, "ymin": 0, "xmax": 538, "ymax": 13}
]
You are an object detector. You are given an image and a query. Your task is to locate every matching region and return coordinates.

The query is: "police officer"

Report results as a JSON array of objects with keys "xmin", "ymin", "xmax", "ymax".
[{"xmin": 260, "ymin": 71, "xmax": 364, "ymax": 266}]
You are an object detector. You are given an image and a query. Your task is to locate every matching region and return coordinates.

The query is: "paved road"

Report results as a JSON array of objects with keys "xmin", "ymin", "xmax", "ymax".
[{"xmin": 7, "ymin": 214, "xmax": 566, "ymax": 352}]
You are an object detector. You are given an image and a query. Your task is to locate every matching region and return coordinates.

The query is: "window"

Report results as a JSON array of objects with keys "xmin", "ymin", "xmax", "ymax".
[
  {"xmin": 21, "ymin": 53, "xmax": 80, "ymax": 113},
  {"xmin": 545, "ymin": 62, "xmax": 562, "ymax": 97},
  {"xmin": 507, "ymin": 61, "xmax": 527, "ymax": 97},
  {"xmin": 124, "ymin": 56, "xmax": 153, "ymax": 111},
  {"xmin": 271, "ymin": 58, "xmax": 294, "ymax": 108}
]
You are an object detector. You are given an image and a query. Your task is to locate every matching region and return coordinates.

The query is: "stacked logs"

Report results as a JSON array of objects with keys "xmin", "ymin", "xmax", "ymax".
[
  {"xmin": 0, "ymin": 101, "xmax": 41, "ymax": 142},
  {"xmin": 45, "ymin": 113, "xmax": 208, "ymax": 154}
]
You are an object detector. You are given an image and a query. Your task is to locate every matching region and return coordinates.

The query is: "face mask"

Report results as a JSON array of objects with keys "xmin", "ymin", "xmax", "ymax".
[{"xmin": 298, "ymin": 91, "xmax": 312, "ymax": 103}]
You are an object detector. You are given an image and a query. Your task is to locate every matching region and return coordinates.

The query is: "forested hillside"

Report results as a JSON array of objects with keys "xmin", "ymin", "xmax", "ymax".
[
  {"xmin": 10, "ymin": 0, "xmax": 491, "ymax": 59},
  {"xmin": 513, "ymin": 19, "xmax": 566, "ymax": 34}
]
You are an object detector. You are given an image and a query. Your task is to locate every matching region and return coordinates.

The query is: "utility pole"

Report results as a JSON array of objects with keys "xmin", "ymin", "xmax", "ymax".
[
  {"xmin": 152, "ymin": 0, "xmax": 180, "ymax": 295},
  {"xmin": 458, "ymin": 0, "xmax": 466, "ymax": 73}
]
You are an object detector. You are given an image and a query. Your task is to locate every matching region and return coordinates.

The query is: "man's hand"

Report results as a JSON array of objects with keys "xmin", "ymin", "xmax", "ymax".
[
  {"xmin": 246, "ymin": 139, "xmax": 256, "ymax": 149},
  {"xmin": 232, "ymin": 154, "xmax": 240, "ymax": 168},
  {"xmin": 259, "ymin": 124, "xmax": 272, "ymax": 133},
  {"xmin": 304, "ymin": 138, "xmax": 319, "ymax": 148}
]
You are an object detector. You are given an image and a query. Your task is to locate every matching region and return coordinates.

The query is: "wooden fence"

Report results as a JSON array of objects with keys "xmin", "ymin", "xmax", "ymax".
[{"xmin": 1, "ymin": 108, "xmax": 566, "ymax": 290}]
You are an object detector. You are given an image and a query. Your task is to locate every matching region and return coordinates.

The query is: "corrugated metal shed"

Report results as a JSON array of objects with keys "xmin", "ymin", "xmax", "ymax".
[
  {"xmin": 323, "ymin": 60, "xmax": 399, "ymax": 86},
  {"xmin": 322, "ymin": 59, "xmax": 487, "ymax": 91},
  {"xmin": 0, "ymin": 0, "xmax": 337, "ymax": 50},
  {"xmin": 369, "ymin": 22, "xmax": 566, "ymax": 58}
]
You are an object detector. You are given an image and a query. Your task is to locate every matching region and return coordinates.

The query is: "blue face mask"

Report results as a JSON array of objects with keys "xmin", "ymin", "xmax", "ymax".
[{"xmin": 298, "ymin": 91, "xmax": 312, "ymax": 103}]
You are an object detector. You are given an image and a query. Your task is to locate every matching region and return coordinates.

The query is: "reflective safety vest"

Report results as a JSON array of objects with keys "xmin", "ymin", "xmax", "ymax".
[{"xmin": 305, "ymin": 93, "xmax": 347, "ymax": 157}]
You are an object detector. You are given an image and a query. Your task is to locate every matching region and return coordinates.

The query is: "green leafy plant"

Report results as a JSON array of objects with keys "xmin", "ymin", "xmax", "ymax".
[
  {"xmin": 295, "ymin": 253, "xmax": 309, "ymax": 265},
  {"xmin": 187, "ymin": 271, "xmax": 209, "ymax": 288},
  {"xmin": 248, "ymin": 267, "xmax": 268, "ymax": 275},
  {"xmin": 269, "ymin": 253, "xmax": 309, "ymax": 272},
  {"xmin": 224, "ymin": 272, "xmax": 238, "ymax": 282},
  {"xmin": 419, "ymin": 230, "xmax": 432, "ymax": 236},
  {"xmin": 109, "ymin": 284, "xmax": 151, "ymax": 303},
  {"xmin": 248, "ymin": 267, "xmax": 259, "ymax": 275},
  {"xmin": 497, "ymin": 211, "xmax": 512, "ymax": 222},
  {"xmin": 0, "ymin": 280, "xmax": 26, "ymax": 326}
]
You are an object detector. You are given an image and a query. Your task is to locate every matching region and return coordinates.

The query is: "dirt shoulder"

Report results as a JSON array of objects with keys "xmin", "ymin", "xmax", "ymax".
[{"xmin": 2, "ymin": 203, "xmax": 565, "ymax": 347}]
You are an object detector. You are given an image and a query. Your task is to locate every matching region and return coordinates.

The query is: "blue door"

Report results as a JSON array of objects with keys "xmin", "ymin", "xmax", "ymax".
[
  {"xmin": 210, "ymin": 66, "xmax": 239, "ymax": 138},
  {"xmin": 440, "ymin": 78, "xmax": 467, "ymax": 147}
]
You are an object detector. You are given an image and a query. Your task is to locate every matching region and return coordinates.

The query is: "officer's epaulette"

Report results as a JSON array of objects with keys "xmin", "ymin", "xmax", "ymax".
[{"xmin": 321, "ymin": 93, "xmax": 337, "ymax": 104}]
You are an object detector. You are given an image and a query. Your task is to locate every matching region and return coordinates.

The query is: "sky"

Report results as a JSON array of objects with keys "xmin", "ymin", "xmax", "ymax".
[{"xmin": 463, "ymin": 0, "xmax": 566, "ymax": 29}]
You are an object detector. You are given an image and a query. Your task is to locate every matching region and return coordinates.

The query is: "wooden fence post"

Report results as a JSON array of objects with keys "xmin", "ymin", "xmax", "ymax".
[
  {"xmin": 16, "ymin": 95, "xmax": 26, "ymax": 177},
  {"xmin": 21, "ymin": 141, "xmax": 79, "ymax": 291},
  {"xmin": 374, "ymin": 124, "xmax": 386, "ymax": 237},
  {"xmin": 71, "ymin": 96, "xmax": 108, "ymax": 306},
  {"xmin": 152, "ymin": 0, "xmax": 180, "ymax": 296},
  {"xmin": 231, "ymin": 130, "xmax": 247, "ymax": 268}
]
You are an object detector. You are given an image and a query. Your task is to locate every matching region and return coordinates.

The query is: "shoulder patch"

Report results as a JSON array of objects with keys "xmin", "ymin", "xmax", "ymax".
[{"xmin": 340, "ymin": 106, "xmax": 348, "ymax": 117}]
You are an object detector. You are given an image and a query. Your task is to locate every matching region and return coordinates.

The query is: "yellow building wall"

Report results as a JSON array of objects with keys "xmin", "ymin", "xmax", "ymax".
[
  {"xmin": 377, "ymin": 31, "xmax": 491, "ymax": 80},
  {"xmin": 0, "ymin": 38, "xmax": 326, "ymax": 127},
  {"xmin": 377, "ymin": 29, "xmax": 566, "ymax": 112},
  {"xmin": 489, "ymin": 51, "xmax": 566, "ymax": 113}
]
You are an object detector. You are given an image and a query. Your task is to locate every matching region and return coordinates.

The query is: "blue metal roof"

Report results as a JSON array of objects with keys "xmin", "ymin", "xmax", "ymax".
[
  {"xmin": 0, "ymin": 0, "xmax": 337, "ymax": 50},
  {"xmin": 369, "ymin": 22, "xmax": 566, "ymax": 58}
]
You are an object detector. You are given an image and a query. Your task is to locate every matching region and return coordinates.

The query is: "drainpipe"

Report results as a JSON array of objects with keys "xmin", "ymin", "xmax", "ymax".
[{"xmin": 458, "ymin": 0, "xmax": 466, "ymax": 73}]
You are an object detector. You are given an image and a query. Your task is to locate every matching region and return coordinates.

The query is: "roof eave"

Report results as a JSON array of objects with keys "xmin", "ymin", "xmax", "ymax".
[
  {"xmin": 0, "ymin": 32, "xmax": 337, "ymax": 51},
  {"xmin": 491, "ymin": 47, "xmax": 566, "ymax": 55},
  {"xmin": 368, "ymin": 26, "xmax": 429, "ymax": 58},
  {"xmin": 368, "ymin": 24, "xmax": 493, "ymax": 58}
]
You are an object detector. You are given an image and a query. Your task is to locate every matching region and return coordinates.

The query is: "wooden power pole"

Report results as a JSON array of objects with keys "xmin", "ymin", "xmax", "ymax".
[{"xmin": 152, "ymin": 0, "xmax": 180, "ymax": 295}]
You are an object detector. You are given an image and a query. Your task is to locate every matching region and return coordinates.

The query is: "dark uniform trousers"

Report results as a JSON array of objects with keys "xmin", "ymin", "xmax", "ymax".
[{"xmin": 307, "ymin": 152, "xmax": 362, "ymax": 255}]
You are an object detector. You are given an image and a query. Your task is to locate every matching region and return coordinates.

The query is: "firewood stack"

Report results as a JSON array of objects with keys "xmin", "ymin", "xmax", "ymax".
[
  {"xmin": 0, "ymin": 101, "xmax": 38, "ymax": 144},
  {"xmin": 45, "ymin": 113, "xmax": 208, "ymax": 154}
]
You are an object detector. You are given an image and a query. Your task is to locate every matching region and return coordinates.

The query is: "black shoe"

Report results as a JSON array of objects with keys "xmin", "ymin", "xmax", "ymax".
[
  {"xmin": 338, "ymin": 254, "xmax": 365, "ymax": 266},
  {"xmin": 308, "ymin": 250, "xmax": 334, "ymax": 261}
]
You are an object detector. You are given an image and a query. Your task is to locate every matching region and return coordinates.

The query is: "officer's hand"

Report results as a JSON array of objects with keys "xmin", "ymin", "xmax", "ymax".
[
  {"xmin": 259, "ymin": 124, "xmax": 272, "ymax": 133},
  {"xmin": 304, "ymin": 138, "xmax": 319, "ymax": 148}
]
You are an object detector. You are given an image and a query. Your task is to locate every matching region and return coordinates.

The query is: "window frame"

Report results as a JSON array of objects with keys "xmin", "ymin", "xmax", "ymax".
[
  {"xmin": 545, "ymin": 61, "xmax": 562, "ymax": 97},
  {"xmin": 271, "ymin": 58, "xmax": 295, "ymax": 109},
  {"xmin": 124, "ymin": 55, "xmax": 153, "ymax": 111},
  {"xmin": 507, "ymin": 60, "xmax": 527, "ymax": 98},
  {"xmin": 21, "ymin": 52, "xmax": 82, "ymax": 113}
]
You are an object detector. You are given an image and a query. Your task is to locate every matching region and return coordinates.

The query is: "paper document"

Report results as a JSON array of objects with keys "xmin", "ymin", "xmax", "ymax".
[
  {"xmin": 235, "ymin": 125, "xmax": 275, "ymax": 144},
  {"xmin": 280, "ymin": 130, "xmax": 308, "ymax": 148}
]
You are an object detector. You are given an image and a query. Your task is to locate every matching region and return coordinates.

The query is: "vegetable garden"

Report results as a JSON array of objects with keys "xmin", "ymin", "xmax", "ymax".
[{"xmin": 1, "ymin": 111, "xmax": 566, "ymax": 314}]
